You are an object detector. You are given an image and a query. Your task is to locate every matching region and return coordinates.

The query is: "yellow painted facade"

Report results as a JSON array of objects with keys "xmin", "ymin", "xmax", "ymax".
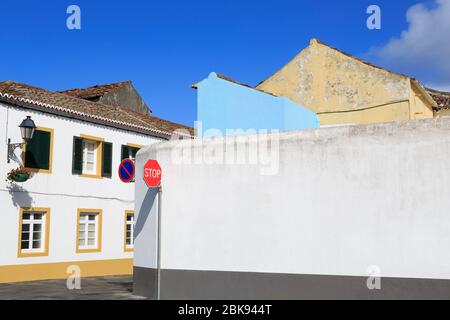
[
  {"xmin": 435, "ymin": 109, "xmax": 450, "ymax": 118},
  {"xmin": 257, "ymin": 39, "xmax": 436, "ymax": 126},
  {"xmin": 0, "ymin": 259, "xmax": 133, "ymax": 284}
]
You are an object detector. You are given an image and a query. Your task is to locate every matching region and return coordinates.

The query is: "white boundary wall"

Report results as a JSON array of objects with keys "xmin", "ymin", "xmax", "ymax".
[{"xmin": 135, "ymin": 117, "xmax": 450, "ymax": 280}]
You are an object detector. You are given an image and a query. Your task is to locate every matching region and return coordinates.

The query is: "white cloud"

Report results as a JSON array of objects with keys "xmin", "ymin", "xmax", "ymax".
[
  {"xmin": 369, "ymin": 0, "xmax": 450, "ymax": 90},
  {"xmin": 424, "ymin": 82, "xmax": 450, "ymax": 91}
]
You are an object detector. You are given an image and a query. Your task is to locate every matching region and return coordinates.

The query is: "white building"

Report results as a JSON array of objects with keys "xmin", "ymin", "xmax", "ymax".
[{"xmin": 0, "ymin": 80, "xmax": 192, "ymax": 283}]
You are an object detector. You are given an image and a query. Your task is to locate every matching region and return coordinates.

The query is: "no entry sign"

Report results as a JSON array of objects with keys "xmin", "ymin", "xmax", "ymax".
[
  {"xmin": 144, "ymin": 160, "xmax": 162, "ymax": 188},
  {"xmin": 118, "ymin": 159, "xmax": 135, "ymax": 183}
]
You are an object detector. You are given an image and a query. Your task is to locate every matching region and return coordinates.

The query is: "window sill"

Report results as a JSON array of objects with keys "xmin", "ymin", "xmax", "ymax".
[
  {"xmin": 18, "ymin": 251, "xmax": 49, "ymax": 258},
  {"xmin": 79, "ymin": 174, "xmax": 103, "ymax": 180},
  {"xmin": 76, "ymin": 248, "xmax": 102, "ymax": 254},
  {"xmin": 25, "ymin": 167, "xmax": 52, "ymax": 174}
]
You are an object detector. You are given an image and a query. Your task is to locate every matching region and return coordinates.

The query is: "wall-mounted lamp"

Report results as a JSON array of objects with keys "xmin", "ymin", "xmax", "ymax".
[{"xmin": 7, "ymin": 116, "xmax": 36, "ymax": 163}]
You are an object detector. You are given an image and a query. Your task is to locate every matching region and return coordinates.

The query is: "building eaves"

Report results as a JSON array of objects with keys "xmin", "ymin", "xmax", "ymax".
[{"xmin": 0, "ymin": 81, "xmax": 193, "ymax": 139}]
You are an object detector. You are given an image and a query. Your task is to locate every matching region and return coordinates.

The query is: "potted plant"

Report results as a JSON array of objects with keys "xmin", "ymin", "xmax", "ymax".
[{"xmin": 6, "ymin": 166, "xmax": 32, "ymax": 183}]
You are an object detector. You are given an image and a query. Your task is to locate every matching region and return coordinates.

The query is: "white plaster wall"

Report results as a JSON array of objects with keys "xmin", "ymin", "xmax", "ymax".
[
  {"xmin": 135, "ymin": 117, "xmax": 450, "ymax": 280},
  {"xmin": 0, "ymin": 103, "xmax": 161, "ymax": 266}
]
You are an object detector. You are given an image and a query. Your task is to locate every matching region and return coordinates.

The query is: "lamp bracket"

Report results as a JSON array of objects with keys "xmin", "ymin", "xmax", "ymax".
[{"xmin": 7, "ymin": 138, "xmax": 25, "ymax": 164}]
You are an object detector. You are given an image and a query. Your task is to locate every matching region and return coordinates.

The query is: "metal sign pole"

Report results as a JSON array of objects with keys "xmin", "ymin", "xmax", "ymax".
[{"xmin": 156, "ymin": 185, "xmax": 162, "ymax": 300}]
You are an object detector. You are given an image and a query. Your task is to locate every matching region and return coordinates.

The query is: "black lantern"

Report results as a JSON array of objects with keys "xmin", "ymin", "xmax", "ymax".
[
  {"xmin": 7, "ymin": 116, "xmax": 37, "ymax": 163},
  {"xmin": 19, "ymin": 116, "xmax": 36, "ymax": 143}
]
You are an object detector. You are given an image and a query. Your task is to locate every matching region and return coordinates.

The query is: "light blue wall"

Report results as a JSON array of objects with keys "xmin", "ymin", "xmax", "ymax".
[{"xmin": 196, "ymin": 73, "xmax": 319, "ymax": 137}]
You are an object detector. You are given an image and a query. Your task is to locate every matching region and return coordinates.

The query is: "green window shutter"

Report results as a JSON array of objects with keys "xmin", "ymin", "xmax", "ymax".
[
  {"xmin": 121, "ymin": 145, "xmax": 140, "ymax": 160},
  {"xmin": 72, "ymin": 137, "xmax": 83, "ymax": 175},
  {"xmin": 102, "ymin": 142, "xmax": 113, "ymax": 178},
  {"xmin": 121, "ymin": 145, "xmax": 129, "ymax": 161},
  {"xmin": 131, "ymin": 147, "xmax": 140, "ymax": 159},
  {"xmin": 25, "ymin": 130, "xmax": 51, "ymax": 170}
]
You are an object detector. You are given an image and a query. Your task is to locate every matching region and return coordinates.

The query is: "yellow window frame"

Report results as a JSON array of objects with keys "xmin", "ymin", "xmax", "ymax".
[
  {"xmin": 18, "ymin": 207, "xmax": 51, "ymax": 258},
  {"xmin": 127, "ymin": 143, "xmax": 144, "ymax": 149},
  {"xmin": 79, "ymin": 134, "xmax": 104, "ymax": 179},
  {"xmin": 76, "ymin": 208, "xmax": 103, "ymax": 254},
  {"xmin": 22, "ymin": 127, "xmax": 54, "ymax": 174},
  {"xmin": 124, "ymin": 210, "xmax": 135, "ymax": 252}
]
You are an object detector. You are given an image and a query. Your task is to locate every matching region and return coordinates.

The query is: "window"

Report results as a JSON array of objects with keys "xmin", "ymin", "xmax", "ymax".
[
  {"xmin": 121, "ymin": 144, "xmax": 143, "ymax": 161},
  {"xmin": 124, "ymin": 211, "xmax": 135, "ymax": 252},
  {"xmin": 76, "ymin": 209, "xmax": 102, "ymax": 253},
  {"xmin": 24, "ymin": 127, "xmax": 54, "ymax": 174},
  {"xmin": 72, "ymin": 135, "xmax": 112, "ymax": 178},
  {"xmin": 18, "ymin": 208, "xmax": 50, "ymax": 257},
  {"xmin": 82, "ymin": 140, "xmax": 98, "ymax": 175}
]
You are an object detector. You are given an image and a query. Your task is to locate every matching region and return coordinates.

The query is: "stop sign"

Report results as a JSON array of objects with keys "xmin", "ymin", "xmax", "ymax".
[{"xmin": 143, "ymin": 160, "xmax": 162, "ymax": 188}]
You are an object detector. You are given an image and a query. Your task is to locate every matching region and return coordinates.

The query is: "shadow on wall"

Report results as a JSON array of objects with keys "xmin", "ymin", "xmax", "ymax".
[
  {"xmin": 6, "ymin": 183, "xmax": 33, "ymax": 208},
  {"xmin": 8, "ymin": 151, "xmax": 22, "ymax": 165},
  {"xmin": 134, "ymin": 188, "xmax": 157, "ymax": 238}
]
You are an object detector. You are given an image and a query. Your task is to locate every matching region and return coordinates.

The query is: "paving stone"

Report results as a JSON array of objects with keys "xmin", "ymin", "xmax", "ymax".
[{"xmin": 0, "ymin": 276, "xmax": 147, "ymax": 300}]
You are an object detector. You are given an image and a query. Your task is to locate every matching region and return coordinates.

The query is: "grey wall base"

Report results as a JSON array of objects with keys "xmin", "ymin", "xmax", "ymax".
[
  {"xmin": 133, "ymin": 267, "xmax": 157, "ymax": 299},
  {"xmin": 133, "ymin": 267, "xmax": 450, "ymax": 300}
]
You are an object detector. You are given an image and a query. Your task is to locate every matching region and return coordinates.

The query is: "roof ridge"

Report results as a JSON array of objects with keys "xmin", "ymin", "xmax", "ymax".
[
  {"xmin": 311, "ymin": 38, "xmax": 412, "ymax": 80},
  {"xmin": 0, "ymin": 80, "xmax": 14, "ymax": 91},
  {"xmin": 256, "ymin": 38, "xmax": 413, "ymax": 89},
  {"xmin": 0, "ymin": 89, "xmax": 166, "ymax": 135},
  {"xmin": 59, "ymin": 80, "xmax": 132, "ymax": 94}
]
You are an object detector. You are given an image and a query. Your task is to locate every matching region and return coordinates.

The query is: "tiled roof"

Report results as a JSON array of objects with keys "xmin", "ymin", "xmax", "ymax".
[
  {"xmin": 59, "ymin": 81, "xmax": 131, "ymax": 100},
  {"xmin": 122, "ymin": 107, "xmax": 194, "ymax": 136},
  {"xmin": 426, "ymin": 88, "xmax": 450, "ymax": 111},
  {"xmin": 0, "ymin": 80, "xmax": 194, "ymax": 138}
]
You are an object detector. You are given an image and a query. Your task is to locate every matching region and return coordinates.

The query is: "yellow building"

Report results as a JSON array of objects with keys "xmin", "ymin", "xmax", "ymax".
[{"xmin": 256, "ymin": 38, "xmax": 450, "ymax": 126}]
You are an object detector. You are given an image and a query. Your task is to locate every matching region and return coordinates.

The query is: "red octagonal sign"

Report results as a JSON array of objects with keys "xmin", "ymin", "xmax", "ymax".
[{"xmin": 143, "ymin": 160, "xmax": 162, "ymax": 188}]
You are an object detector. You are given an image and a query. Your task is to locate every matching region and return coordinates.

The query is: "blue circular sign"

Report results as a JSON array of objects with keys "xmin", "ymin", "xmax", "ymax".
[{"xmin": 118, "ymin": 159, "xmax": 135, "ymax": 183}]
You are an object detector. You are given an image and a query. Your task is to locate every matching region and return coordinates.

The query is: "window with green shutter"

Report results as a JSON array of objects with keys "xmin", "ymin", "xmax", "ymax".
[
  {"xmin": 121, "ymin": 145, "xmax": 140, "ymax": 161},
  {"xmin": 24, "ymin": 128, "xmax": 53, "ymax": 173},
  {"xmin": 102, "ymin": 142, "xmax": 113, "ymax": 178},
  {"xmin": 72, "ymin": 136, "xmax": 113, "ymax": 179},
  {"xmin": 72, "ymin": 136, "xmax": 83, "ymax": 175}
]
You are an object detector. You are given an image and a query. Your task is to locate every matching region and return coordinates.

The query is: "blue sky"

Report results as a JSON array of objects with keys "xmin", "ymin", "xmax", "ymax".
[{"xmin": 0, "ymin": 0, "xmax": 446, "ymax": 126}]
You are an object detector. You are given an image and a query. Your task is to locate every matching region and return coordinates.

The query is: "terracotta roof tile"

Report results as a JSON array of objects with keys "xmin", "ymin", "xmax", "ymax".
[
  {"xmin": 0, "ymin": 81, "xmax": 194, "ymax": 138},
  {"xmin": 426, "ymin": 88, "xmax": 450, "ymax": 111},
  {"xmin": 59, "ymin": 81, "xmax": 131, "ymax": 100}
]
